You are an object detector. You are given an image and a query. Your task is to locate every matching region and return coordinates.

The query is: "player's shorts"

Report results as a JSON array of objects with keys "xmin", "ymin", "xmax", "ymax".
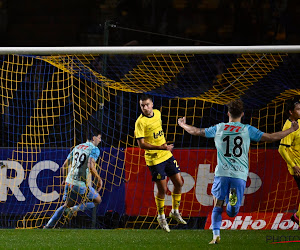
[
  {"xmin": 211, "ymin": 176, "xmax": 246, "ymax": 207},
  {"xmin": 147, "ymin": 156, "xmax": 180, "ymax": 182},
  {"xmin": 63, "ymin": 183, "xmax": 99, "ymax": 203},
  {"xmin": 293, "ymin": 175, "xmax": 300, "ymax": 190}
]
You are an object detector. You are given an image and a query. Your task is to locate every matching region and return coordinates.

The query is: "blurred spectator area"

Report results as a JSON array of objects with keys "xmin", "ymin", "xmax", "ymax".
[
  {"xmin": 0, "ymin": 0, "xmax": 8, "ymax": 42},
  {"xmin": 101, "ymin": 0, "xmax": 300, "ymax": 46},
  {"xmin": 2, "ymin": 0, "xmax": 300, "ymax": 46},
  {"xmin": 5, "ymin": 0, "xmax": 97, "ymax": 46}
]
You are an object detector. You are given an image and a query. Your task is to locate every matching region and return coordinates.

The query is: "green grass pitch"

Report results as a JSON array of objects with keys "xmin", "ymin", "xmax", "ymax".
[{"xmin": 1, "ymin": 229, "xmax": 299, "ymax": 249}]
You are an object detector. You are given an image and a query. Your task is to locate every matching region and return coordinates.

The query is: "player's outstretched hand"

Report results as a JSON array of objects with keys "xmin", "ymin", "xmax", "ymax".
[
  {"xmin": 166, "ymin": 144, "xmax": 174, "ymax": 151},
  {"xmin": 291, "ymin": 121, "xmax": 299, "ymax": 131},
  {"xmin": 293, "ymin": 166, "xmax": 300, "ymax": 177},
  {"xmin": 178, "ymin": 117, "xmax": 186, "ymax": 127}
]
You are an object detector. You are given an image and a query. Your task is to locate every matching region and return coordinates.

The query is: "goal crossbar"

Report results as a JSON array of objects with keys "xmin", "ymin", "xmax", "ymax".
[{"xmin": 1, "ymin": 45, "xmax": 300, "ymax": 55}]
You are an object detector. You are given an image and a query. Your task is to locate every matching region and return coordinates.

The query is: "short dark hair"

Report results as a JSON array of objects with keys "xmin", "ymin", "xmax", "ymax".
[
  {"xmin": 86, "ymin": 128, "xmax": 101, "ymax": 141},
  {"xmin": 227, "ymin": 99, "xmax": 244, "ymax": 118},
  {"xmin": 286, "ymin": 96, "xmax": 300, "ymax": 116},
  {"xmin": 139, "ymin": 94, "xmax": 153, "ymax": 102}
]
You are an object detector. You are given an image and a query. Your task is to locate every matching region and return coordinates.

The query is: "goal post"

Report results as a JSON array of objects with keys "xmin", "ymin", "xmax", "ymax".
[{"xmin": 0, "ymin": 46, "xmax": 299, "ymax": 230}]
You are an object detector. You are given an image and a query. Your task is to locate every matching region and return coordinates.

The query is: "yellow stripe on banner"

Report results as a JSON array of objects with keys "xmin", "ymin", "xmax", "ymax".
[
  {"xmin": 194, "ymin": 53, "xmax": 287, "ymax": 104},
  {"xmin": 0, "ymin": 55, "xmax": 33, "ymax": 114},
  {"xmin": 11, "ymin": 71, "xmax": 72, "ymax": 163},
  {"xmin": 250, "ymin": 88, "xmax": 300, "ymax": 136},
  {"xmin": 118, "ymin": 54, "xmax": 192, "ymax": 93},
  {"xmin": 11, "ymin": 74, "xmax": 111, "ymax": 161},
  {"xmin": 39, "ymin": 55, "xmax": 119, "ymax": 92},
  {"xmin": 38, "ymin": 53, "xmax": 286, "ymax": 98},
  {"xmin": 39, "ymin": 54, "xmax": 192, "ymax": 93}
]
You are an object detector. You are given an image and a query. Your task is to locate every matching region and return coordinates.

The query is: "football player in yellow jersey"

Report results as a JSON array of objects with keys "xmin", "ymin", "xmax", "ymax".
[
  {"xmin": 279, "ymin": 96, "xmax": 300, "ymax": 226},
  {"xmin": 135, "ymin": 94, "xmax": 186, "ymax": 232}
]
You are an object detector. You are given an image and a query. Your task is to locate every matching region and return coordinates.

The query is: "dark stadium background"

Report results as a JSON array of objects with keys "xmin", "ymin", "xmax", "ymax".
[{"xmin": 0, "ymin": 0, "xmax": 300, "ymax": 47}]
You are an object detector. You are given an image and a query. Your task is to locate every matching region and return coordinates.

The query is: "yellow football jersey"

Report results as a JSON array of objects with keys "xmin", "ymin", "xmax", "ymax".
[
  {"xmin": 280, "ymin": 119, "xmax": 300, "ymax": 175},
  {"xmin": 135, "ymin": 109, "xmax": 172, "ymax": 166}
]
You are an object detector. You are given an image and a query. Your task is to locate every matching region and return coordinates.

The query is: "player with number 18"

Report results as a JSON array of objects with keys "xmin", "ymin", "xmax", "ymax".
[{"xmin": 178, "ymin": 99, "xmax": 298, "ymax": 244}]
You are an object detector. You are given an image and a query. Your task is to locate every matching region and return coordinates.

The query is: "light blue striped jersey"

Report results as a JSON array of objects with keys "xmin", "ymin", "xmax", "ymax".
[
  {"xmin": 205, "ymin": 122, "xmax": 264, "ymax": 181},
  {"xmin": 66, "ymin": 142, "xmax": 100, "ymax": 187}
]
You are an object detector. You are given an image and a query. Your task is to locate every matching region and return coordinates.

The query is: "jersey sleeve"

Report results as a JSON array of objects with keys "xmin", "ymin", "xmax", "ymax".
[
  {"xmin": 67, "ymin": 149, "xmax": 74, "ymax": 160},
  {"xmin": 135, "ymin": 119, "xmax": 145, "ymax": 139},
  {"xmin": 248, "ymin": 125, "xmax": 264, "ymax": 142},
  {"xmin": 279, "ymin": 144, "xmax": 295, "ymax": 167},
  {"xmin": 89, "ymin": 147, "xmax": 100, "ymax": 161},
  {"xmin": 280, "ymin": 122, "xmax": 294, "ymax": 147},
  {"xmin": 205, "ymin": 125, "xmax": 217, "ymax": 138}
]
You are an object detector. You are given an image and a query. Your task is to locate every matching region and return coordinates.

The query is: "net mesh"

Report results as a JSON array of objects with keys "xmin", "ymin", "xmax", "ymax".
[{"xmin": 0, "ymin": 52, "xmax": 299, "ymax": 229}]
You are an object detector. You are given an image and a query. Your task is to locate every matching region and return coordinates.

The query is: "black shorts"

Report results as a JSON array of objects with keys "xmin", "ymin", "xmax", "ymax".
[
  {"xmin": 147, "ymin": 156, "xmax": 180, "ymax": 182},
  {"xmin": 294, "ymin": 175, "xmax": 300, "ymax": 190}
]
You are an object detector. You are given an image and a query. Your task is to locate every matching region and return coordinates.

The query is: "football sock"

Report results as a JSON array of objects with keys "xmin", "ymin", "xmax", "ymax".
[
  {"xmin": 72, "ymin": 202, "xmax": 95, "ymax": 213},
  {"xmin": 212, "ymin": 207, "xmax": 223, "ymax": 237},
  {"xmin": 171, "ymin": 193, "xmax": 181, "ymax": 213},
  {"xmin": 155, "ymin": 196, "xmax": 165, "ymax": 216},
  {"xmin": 46, "ymin": 206, "xmax": 65, "ymax": 227}
]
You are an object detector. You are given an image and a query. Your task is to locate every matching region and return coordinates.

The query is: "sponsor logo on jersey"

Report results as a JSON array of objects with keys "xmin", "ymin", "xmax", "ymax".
[{"xmin": 153, "ymin": 130, "xmax": 164, "ymax": 139}]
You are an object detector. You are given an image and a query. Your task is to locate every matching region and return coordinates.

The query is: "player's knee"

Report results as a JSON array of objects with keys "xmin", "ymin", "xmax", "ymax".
[
  {"xmin": 214, "ymin": 199, "xmax": 224, "ymax": 208},
  {"xmin": 169, "ymin": 174, "xmax": 183, "ymax": 188},
  {"xmin": 179, "ymin": 178, "xmax": 184, "ymax": 188},
  {"xmin": 212, "ymin": 206, "xmax": 223, "ymax": 214},
  {"xmin": 156, "ymin": 184, "xmax": 168, "ymax": 195},
  {"xmin": 174, "ymin": 179, "xmax": 183, "ymax": 189}
]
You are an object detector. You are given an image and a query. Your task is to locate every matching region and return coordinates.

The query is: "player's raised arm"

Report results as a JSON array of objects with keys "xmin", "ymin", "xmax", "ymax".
[
  {"xmin": 178, "ymin": 117, "xmax": 206, "ymax": 137},
  {"xmin": 137, "ymin": 138, "xmax": 173, "ymax": 151},
  {"xmin": 260, "ymin": 121, "xmax": 299, "ymax": 142}
]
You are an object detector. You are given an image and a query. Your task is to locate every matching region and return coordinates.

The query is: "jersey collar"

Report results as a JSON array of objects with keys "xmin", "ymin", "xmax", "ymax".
[{"xmin": 142, "ymin": 112, "xmax": 154, "ymax": 118}]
